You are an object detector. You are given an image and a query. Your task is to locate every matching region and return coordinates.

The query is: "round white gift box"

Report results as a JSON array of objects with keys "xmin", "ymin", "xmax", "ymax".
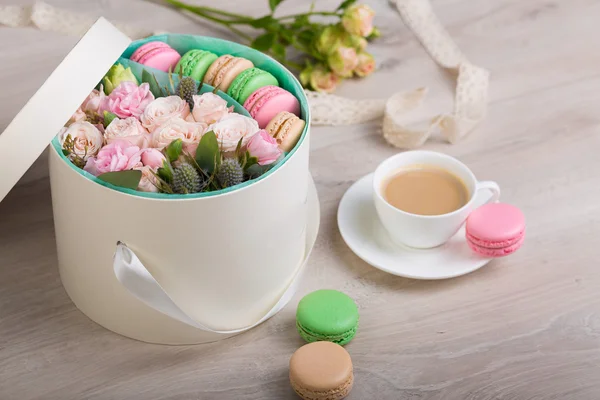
[{"xmin": 46, "ymin": 32, "xmax": 315, "ymax": 344}]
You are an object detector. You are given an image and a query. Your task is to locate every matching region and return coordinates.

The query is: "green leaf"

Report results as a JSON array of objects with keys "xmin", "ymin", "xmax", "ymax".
[
  {"xmin": 250, "ymin": 15, "xmax": 276, "ymax": 29},
  {"xmin": 269, "ymin": 0, "xmax": 285, "ymax": 12},
  {"xmin": 98, "ymin": 170, "xmax": 142, "ymax": 190},
  {"xmin": 280, "ymin": 30, "xmax": 294, "ymax": 44},
  {"xmin": 337, "ymin": 0, "xmax": 357, "ymax": 10},
  {"xmin": 291, "ymin": 15, "xmax": 310, "ymax": 29},
  {"xmin": 141, "ymin": 70, "xmax": 165, "ymax": 97},
  {"xmin": 239, "ymin": 150, "xmax": 248, "ymax": 168},
  {"xmin": 246, "ymin": 163, "xmax": 270, "ymax": 178},
  {"xmin": 249, "ymin": 15, "xmax": 280, "ymax": 32},
  {"xmin": 272, "ymin": 42, "xmax": 286, "ymax": 60},
  {"xmin": 299, "ymin": 64, "xmax": 313, "ymax": 87},
  {"xmin": 235, "ymin": 137, "xmax": 244, "ymax": 159},
  {"xmin": 157, "ymin": 159, "xmax": 173, "ymax": 183},
  {"xmin": 169, "ymin": 71, "xmax": 176, "ymax": 94},
  {"xmin": 166, "ymin": 139, "xmax": 183, "ymax": 163},
  {"xmin": 251, "ymin": 32, "xmax": 276, "ymax": 51},
  {"xmin": 244, "ymin": 154, "xmax": 259, "ymax": 171},
  {"xmin": 367, "ymin": 26, "xmax": 382, "ymax": 40},
  {"xmin": 62, "ymin": 149, "xmax": 70, "ymax": 157},
  {"xmin": 195, "ymin": 131, "xmax": 220, "ymax": 174},
  {"xmin": 103, "ymin": 111, "xmax": 118, "ymax": 128},
  {"xmin": 297, "ymin": 30, "xmax": 315, "ymax": 48}
]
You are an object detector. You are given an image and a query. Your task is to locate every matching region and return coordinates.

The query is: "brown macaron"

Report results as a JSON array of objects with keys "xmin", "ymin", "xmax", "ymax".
[
  {"xmin": 203, "ymin": 55, "xmax": 254, "ymax": 92},
  {"xmin": 265, "ymin": 111, "xmax": 305, "ymax": 152},
  {"xmin": 289, "ymin": 341, "xmax": 354, "ymax": 400}
]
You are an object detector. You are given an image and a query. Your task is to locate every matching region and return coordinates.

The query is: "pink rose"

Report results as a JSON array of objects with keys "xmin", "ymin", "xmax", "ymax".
[
  {"xmin": 101, "ymin": 82, "xmax": 154, "ymax": 119},
  {"xmin": 104, "ymin": 117, "xmax": 150, "ymax": 148},
  {"xmin": 191, "ymin": 93, "xmax": 232, "ymax": 125},
  {"xmin": 208, "ymin": 113, "xmax": 259, "ymax": 153},
  {"xmin": 136, "ymin": 165, "xmax": 160, "ymax": 193},
  {"xmin": 140, "ymin": 148, "xmax": 166, "ymax": 169},
  {"xmin": 342, "ymin": 4, "xmax": 375, "ymax": 37},
  {"xmin": 141, "ymin": 96, "xmax": 191, "ymax": 132},
  {"xmin": 58, "ymin": 121, "xmax": 104, "ymax": 160},
  {"xmin": 246, "ymin": 130, "xmax": 282, "ymax": 166},
  {"xmin": 83, "ymin": 140, "xmax": 142, "ymax": 176},
  {"xmin": 81, "ymin": 88, "xmax": 108, "ymax": 114},
  {"xmin": 151, "ymin": 118, "xmax": 206, "ymax": 154}
]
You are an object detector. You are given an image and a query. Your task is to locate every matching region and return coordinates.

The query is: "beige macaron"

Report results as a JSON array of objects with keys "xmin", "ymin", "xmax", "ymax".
[
  {"xmin": 289, "ymin": 341, "xmax": 354, "ymax": 400},
  {"xmin": 203, "ymin": 55, "xmax": 253, "ymax": 92},
  {"xmin": 265, "ymin": 111, "xmax": 305, "ymax": 152}
]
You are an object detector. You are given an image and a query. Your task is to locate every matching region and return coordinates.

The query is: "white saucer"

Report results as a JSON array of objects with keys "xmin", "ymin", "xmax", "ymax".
[{"xmin": 337, "ymin": 173, "xmax": 492, "ymax": 280}]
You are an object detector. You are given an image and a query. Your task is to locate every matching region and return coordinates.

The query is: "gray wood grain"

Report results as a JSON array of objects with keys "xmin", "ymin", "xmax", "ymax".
[{"xmin": 2, "ymin": 0, "xmax": 600, "ymax": 399}]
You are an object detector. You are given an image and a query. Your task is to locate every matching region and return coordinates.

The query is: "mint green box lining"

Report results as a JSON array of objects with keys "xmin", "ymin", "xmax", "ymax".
[{"xmin": 51, "ymin": 34, "xmax": 309, "ymax": 200}]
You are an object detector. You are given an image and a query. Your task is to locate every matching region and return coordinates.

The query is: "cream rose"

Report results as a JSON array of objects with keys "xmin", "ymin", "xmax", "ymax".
[
  {"xmin": 136, "ymin": 165, "xmax": 160, "ymax": 193},
  {"xmin": 151, "ymin": 118, "xmax": 207, "ymax": 154},
  {"xmin": 191, "ymin": 93, "xmax": 232, "ymax": 125},
  {"xmin": 58, "ymin": 121, "xmax": 104, "ymax": 160},
  {"xmin": 141, "ymin": 96, "xmax": 191, "ymax": 132},
  {"xmin": 207, "ymin": 113, "xmax": 260, "ymax": 153},
  {"xmin": 105, "ymin": 117, "xmax": 150, "ymax": 148}
]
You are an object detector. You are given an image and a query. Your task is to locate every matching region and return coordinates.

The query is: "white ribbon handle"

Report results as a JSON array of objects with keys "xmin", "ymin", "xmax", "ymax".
[
  {"xmin": 113, "ymin": 237, "xmax": 313, "ymax": 334},
  {"xmin": 113, "ymin": 177, "xmax": 320, "ymax": 334}
]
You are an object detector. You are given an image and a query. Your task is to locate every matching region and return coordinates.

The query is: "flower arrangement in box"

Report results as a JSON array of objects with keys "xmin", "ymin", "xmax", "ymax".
[{"xmin": 58, "ymin": 64, "xmax": 288, "ymax": 194}]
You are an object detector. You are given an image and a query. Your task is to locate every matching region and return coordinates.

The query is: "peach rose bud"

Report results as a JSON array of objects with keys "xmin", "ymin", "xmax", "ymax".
[{"xmin": 342, "ymin": 4, "xmax": 376, "ymax": 37}]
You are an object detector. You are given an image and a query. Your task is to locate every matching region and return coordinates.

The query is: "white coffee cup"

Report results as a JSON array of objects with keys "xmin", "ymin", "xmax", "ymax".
[{"xmin": 373, "ymin": 151, "xmax": 500, "ymax": 249}]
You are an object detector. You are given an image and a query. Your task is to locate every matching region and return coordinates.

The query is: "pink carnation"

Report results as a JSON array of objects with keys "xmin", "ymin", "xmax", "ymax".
[
  {"xmin": 246, "ymin": 130, "xmax": 282, "ymax": 166},
  {"xmin": 101, "ymin": 82, "xmax": 154, "ymax": 119},
  {"xmin": 83, "ymin": 140, "xmax": 142, "ymax": 176}
]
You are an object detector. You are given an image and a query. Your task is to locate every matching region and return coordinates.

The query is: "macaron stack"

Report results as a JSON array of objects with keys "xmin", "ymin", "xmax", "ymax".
[
  {"xmin": 466, "ymin": 203, "xmax": 526, "ymax": 257},
  {"xmin": 290, "ymin": 289, "xmax": 358, "ymax": 399},
  {"xmin": 227, "ymin": 68, "xmax": 279, "ymax": 105},
  {"xmin": 130, "ymin": 42, "xmax": 181, "ymax": 72},
  {"xmin": 244, "ymin": 86, "xmax": 301, "ymax": 129}
]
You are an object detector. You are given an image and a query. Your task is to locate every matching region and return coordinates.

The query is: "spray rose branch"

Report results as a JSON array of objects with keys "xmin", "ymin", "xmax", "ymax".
[{"xmin": 161, "ymin": 0, "xmax": 379, "ymax": 93}]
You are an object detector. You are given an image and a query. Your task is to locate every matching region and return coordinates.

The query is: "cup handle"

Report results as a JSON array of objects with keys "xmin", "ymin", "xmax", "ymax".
[{"xmin": 473, "ymin": 181, "xmax": 501, "ymax": 208}]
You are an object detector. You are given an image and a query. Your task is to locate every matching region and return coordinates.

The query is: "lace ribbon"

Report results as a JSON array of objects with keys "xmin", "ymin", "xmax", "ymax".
[
  {"xmin": 307, "ymin": 0, "xmax": 490, "ymax": 148},
  {"xmin": 0, "ymin": 0, "xmax": 489, "ymax": 148}
]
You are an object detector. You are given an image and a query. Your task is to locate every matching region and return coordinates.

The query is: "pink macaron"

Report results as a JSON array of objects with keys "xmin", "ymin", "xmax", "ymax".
[
  {"xmin": 465, "ymin": 203, "xmax": 525, "ymax": 257},
  {"xmin": 130, "ymin": 41, "xmax": 181, "ymax": 72},
  {"xmin": 243, "ymin": 86, "xmax": 300, "ymax": 129}
]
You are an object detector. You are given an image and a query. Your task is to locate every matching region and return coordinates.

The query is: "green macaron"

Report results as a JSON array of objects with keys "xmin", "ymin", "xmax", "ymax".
[
  {"xmin": 174, "ymin": 49, "xmax": 218, "ymax": 82},
  {"xmin": 296, "ymin": 290, "xmax": 359, "ymax": 346},
  {"xmin": 227, "ymin": 67, "xmax": 279, "ymax": 105}
]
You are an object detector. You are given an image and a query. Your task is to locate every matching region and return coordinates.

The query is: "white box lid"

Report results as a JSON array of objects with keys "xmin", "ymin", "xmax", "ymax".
[{"xmin": 0, "ymin": 17, "xmax": 132, "ymax": 203}]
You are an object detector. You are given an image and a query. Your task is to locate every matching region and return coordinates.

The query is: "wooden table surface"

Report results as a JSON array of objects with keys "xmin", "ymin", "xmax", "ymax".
[{"xmin": 2, "ymin": 0, "xmax": 600, "ymax": 399}]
